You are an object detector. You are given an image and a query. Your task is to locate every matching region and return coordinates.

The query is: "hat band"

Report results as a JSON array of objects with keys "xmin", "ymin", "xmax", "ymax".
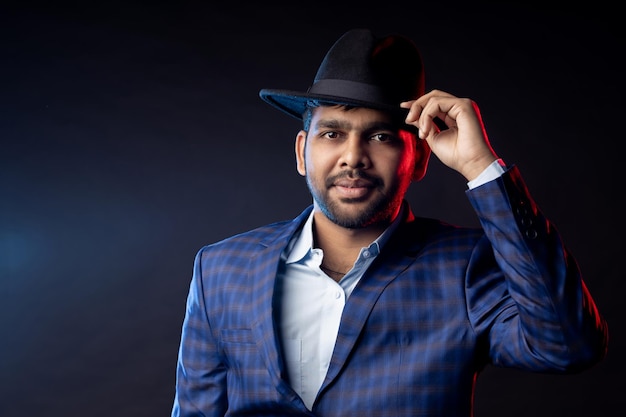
[{"xmin": 308, "ymin": 79, "xmax": 393, "ymax": 104}]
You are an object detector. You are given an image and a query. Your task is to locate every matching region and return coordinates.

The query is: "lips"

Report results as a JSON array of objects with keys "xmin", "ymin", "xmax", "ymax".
[
  {"xmin": 325, "ymin": 171, "xmax": 381, "ymax": 200},
  {"xmin": 334, "ymin": 178, "xmax": 373, "ymax": 188},
  {"xmin": 332, "ymin": 177, "xmax": 375, "ymax": 199}
]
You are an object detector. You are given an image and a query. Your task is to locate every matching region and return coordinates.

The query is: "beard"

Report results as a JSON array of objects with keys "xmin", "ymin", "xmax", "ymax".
[{"xmin": 306, "ymin": 169, "xmax": 408, "ymax": 229}]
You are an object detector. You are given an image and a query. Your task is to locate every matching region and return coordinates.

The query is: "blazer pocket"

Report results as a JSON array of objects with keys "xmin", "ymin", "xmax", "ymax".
[{"xmin": 220, "ymin": 328, "xmax": 265, "ymax": 376}]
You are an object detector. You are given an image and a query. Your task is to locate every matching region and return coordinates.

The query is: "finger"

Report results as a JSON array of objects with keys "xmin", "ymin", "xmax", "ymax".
[
  {"xmin": 420, "ymin": 120, "xmax": 441, "ymax": 141},
  {"xmin": 402, "ymin": 91, "xmax": 460, "ymax": 138},
  {"xmin": 415, "ymin": 89, "xmax": 456, "ymax": 106},
  {"xmin": 414, "ymin": 100, "xmax": 452, "ymax": 139},
  {"xmin": 420, "ymin": 96, "xmax": 465, "ymax": 130},
  {"xmin": 401, "ymin": 100, "xmax": 423, "ymax": 125}
]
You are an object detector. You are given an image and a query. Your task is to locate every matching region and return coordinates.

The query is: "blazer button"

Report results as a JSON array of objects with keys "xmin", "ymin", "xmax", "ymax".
[
  {"xmin": 525, "ymin": 229, "xmax": 538, "ymax": 239},
  {"xmin": 515, "ymin": 199, "xmax": 529, "ymax": 213},
  {"xmin": 521, "ymin": 217, "xmax": 533, "ymax": 227}
]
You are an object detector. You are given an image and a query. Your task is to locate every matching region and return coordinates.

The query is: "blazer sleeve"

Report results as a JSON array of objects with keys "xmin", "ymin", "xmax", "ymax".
[
  {"xmin": 465, "ymin": 165, "xmax": 608, "ymax": 372},
  {"xmin": 172, "ymin": 247, "xmax": 228, "ymax": 417}
]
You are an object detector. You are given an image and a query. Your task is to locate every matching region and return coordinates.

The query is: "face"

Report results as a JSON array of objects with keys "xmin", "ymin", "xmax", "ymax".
[{"xmin": 296, "ymin": 105, "xmax": 430, "ymax": 229}]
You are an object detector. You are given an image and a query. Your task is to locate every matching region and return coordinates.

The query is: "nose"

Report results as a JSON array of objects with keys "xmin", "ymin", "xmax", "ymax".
[{"xmin": 339, "ymin": 134, "xmax": 370, "ymax": 169}]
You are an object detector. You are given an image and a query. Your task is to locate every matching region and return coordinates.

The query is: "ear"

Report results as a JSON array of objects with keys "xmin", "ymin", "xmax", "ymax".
[
  {"xmin": 411, "ymin": 139, "xmax": 431, "ymax": 182},
  {"xmin": 295, "ymin": 130, "xmax": 307, "ymax": 177}
]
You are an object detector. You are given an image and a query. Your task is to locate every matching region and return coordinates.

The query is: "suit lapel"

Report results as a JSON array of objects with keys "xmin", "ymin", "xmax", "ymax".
[{"xmin": 248, "ymin": 207, "xmax": 312, "ymax": 401}]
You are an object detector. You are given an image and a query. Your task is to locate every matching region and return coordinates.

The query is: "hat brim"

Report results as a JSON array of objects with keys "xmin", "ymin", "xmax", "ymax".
[{"xmin": 259, "ymin": 88, "xmax": 411, "ymax": 121}]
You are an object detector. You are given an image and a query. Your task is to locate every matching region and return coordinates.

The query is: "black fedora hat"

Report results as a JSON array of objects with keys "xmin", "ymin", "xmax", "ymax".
[{"xmin": 259, "ymin": 28, "xmax": 425, "ymax": 120}]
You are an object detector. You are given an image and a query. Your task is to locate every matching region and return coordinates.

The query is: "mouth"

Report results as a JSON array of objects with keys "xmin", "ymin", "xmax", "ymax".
[{"xmin": 332, "ymin": 178, "xmax": 375, "ymax": 199}]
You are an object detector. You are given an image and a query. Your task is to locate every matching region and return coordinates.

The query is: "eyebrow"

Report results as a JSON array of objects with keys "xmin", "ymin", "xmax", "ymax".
[{"xmin": 314, "ymin": 119, "xmax": 397, "ymax": 132}]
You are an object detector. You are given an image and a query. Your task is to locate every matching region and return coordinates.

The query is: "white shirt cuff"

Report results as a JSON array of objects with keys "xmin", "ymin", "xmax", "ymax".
[{"xmin": 467, "ymin": 159, "xmax": 506, "ymax": 189}]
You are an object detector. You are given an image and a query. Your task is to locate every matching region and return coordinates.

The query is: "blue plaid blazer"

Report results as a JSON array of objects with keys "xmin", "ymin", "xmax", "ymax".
[{"xmin": 172, "ymin": 166, "xmax": 608, "ymax": 416}]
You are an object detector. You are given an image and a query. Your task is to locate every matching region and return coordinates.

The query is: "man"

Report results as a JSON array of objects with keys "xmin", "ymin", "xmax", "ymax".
[{"xmin": 171, "ymin": 28, "xmax": 608, "ymax": 416}]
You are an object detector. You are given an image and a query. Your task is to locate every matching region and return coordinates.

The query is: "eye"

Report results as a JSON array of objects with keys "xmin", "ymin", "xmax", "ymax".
[
  {"xmin": 370, "ymin": 133, "xmax": 396, "ymax": 143},
  {"xmin": 322, "ymin": 131, "xmax": 340, "ymax": 140}
]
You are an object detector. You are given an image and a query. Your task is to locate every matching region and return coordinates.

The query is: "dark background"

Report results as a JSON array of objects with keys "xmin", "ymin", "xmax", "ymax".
[{"xmin": 1, "ymin": 2, "xmax": 623, "ymax": 416}]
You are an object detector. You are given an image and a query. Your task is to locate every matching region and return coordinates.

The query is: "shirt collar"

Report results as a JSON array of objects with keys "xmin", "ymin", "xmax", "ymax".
[
  {"xmin": 285, "ymin": 204, "xmax": 406, "ymax": 264},
  {"xmin": 286, "ymin": 211, "xmax": 316, "ymax": 263}
]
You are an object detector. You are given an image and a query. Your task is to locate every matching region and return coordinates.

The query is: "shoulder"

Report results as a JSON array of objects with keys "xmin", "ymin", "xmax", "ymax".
[
  {"xmin": 389, "ymin": 215, "xmax": 487, "ymax": 260},
  {"xmin": 196, "ymin": 206, "xmax": 312, "ymax": 259},
  {"xmin": 404, "ymin": 214, "xmax": 484, "ymax": 240}
]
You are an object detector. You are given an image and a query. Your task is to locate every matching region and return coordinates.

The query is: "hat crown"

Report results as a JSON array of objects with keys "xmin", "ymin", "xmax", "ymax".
[
  {"xmin": 259, "ymin": 29, "xmax": 424, "ymax": 120},
  {"xmin": 311, "ymin": 29, "xmax": 424, "ymax": 103}
]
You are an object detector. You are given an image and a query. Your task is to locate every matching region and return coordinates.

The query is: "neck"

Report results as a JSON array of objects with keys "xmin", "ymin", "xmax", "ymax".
[
  {"xmin": 319, "ymin": 263, "xmax": 347, "ymax": 281},
  {"xmin": 311, "ymin": 210, "xmax": 388, "ymax": 275},
  {"xmin": 313, "ymin": 211, "xmax": 385, "ymax": 247}
]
